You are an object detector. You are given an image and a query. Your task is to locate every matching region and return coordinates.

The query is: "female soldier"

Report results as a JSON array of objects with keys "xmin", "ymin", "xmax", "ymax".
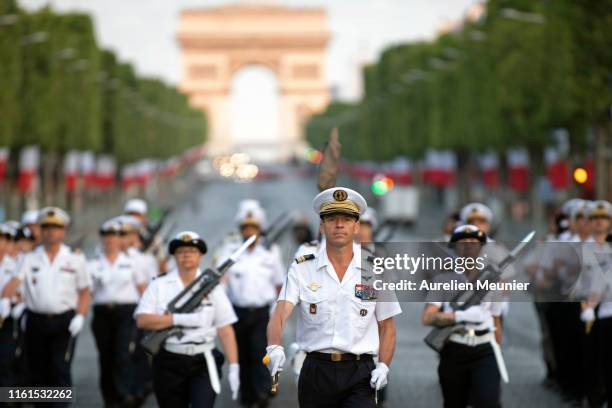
[
  {"xmin": 135, "ymin": 231, "xmax": 240, "ymax": 407},
  {"xmin": 422, "ymin": 224, "xmax": 505, "ymax": 408}
]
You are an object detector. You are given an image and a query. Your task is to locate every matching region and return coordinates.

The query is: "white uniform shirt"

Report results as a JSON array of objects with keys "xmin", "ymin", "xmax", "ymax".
[
  {"xmin": 218, "ymin": 242, "xmax": 284, "ymax": 308},
  {"xmin": 88, "ymin": 252, "xmax": 147, "ymax": 305},
  {"xmin": 278, "ymin": 242, "xmax": 402, "ymax": 355},
  {"xmin": 0, "ymin": 255, "xmax": 16, "ymax": 294},
  {"xmin": 585, "ymin": 240, "xmax": 612, "ymax": 319},
  {"xmin": 426, "ymin": 272, "xmax": 503, "ymax": 332},
  {"xmin": 127, "ymin": 247, "xmax": 159, "ymax": 282},
  {"xmin": 16, "ymin": 245, "xmax": 90, "ymax": 314},
  {"xmin": 135, "ymin": 269, "xmax": 237, "ymax": 345}
]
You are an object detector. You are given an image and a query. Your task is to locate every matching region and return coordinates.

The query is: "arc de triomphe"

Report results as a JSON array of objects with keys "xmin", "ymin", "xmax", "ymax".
[{"xmin": 177, "ymin": 4, "xmax": 331, "ymax": 161}]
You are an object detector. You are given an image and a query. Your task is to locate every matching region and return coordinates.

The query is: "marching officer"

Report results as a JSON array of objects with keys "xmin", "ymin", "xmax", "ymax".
[
  {"xmin": 135, "ymin": 231, "xmax": 240, "ymax": 408},
  {"xmin": 89, "ymin": 218, "xmax": 148, "ymax": 407},
  {"xmin": 422, "ymin": 224, "xmax": 506, "ymax": 408},
  {"xmin": 267, "ymin": 187, "xmax": 402, "ymax": 407},
  {"xmin": 0, "ymin": 207, "xmax": 91, "ymax": 396},
  {"xmin": 0, "ymin": 224, "xmax": 18, "ymax": 388},
  {"xmin": 579, "ymin": 200, "xmax": 612, "ymax": 407},
  {"xmin": 21, "ymin": 209, "xmax": 41, "ymax": 246},
  {"xmin": 116, "ymin": 214, "xmax": 156, "ymax": 405},
  {"xmin": 218, "ymin": 201, "xmax": 284, "ymax": 408}
]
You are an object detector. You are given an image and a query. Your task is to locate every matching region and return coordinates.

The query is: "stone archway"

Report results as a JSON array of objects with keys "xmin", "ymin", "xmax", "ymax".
[{"xmin": 177, "ymin": 3, "xmax": 331, "ymax": 161}]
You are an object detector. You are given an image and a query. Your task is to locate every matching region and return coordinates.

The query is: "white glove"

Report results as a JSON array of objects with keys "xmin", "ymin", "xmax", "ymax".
[
  {"xmin": 264, "ymin": 345, "xmax": 286, "ymax": 376},
  {"xmin": 68, "ymin": 314, "xmax": 85, "ymax": 336},
  {"xmin": 0, "ymin": 298, "xmax": 10, "ymax": 319},
  {"xmin": 228, "ymin": 363, "xmax": 240, "ymax": 400},
  {"xmin": 370, "ymin": 362, "xmax": 389, "ymax": 390},
  {"xmin": 581, "ymin": 307, "xmax": 595, "ymax": 322},
  {"xmin": 172, "ymin": 310, "xmax": 206, "ymax": 328},
  {"xmin": 11, "ymin": 303, "xmax": 26, "ymax": 320},
  {"xmin": 454, "ymin": 307, "xmax": 487, "ymax": 323}
]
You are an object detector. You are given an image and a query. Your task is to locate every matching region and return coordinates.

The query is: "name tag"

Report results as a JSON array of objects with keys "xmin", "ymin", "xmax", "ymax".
[{"xmin": 60, "ymin": 267, "xmax": 76, "ymax": 273}]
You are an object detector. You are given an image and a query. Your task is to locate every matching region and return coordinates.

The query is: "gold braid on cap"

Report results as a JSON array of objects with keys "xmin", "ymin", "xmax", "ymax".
[
  {"xmin": 319, "ymin": 201, "xmax": 360, "ymax": 216},
  {"xmin": 41, "ymin": 213, "xmax": 66, "ymax": 226}
]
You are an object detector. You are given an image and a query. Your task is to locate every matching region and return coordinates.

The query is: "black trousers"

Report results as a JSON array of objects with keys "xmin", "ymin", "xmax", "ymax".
[
  {"xmin": 0, "ymin": 316, "xmax": 17, "ymax": 387},
  {"xmin": 599, "ymin": 317, "xmax": 612, "ymax": 407},
  {"xmin": 438, "ymin": 342, "xmax": 501, "ymax": 408},
  {"xmin": 92, "ymin": 304, "xmax": 137, "ymax": 405},
  {"xmin": 233, "ymin": 305, "xmax": 272, "ymax": 405},
  {"xmin": 152, "ymin": 348, "xmax": 224, "ymax": 408},
  {"xmin": 132, "ymin": 328, "xmax": 153, "ymax": 398},
  {"xmin": 26, "ymin": 310, "xmax": 76, "ymax": 408},
  {"xmin": 546, "ymin": 301, "xmax": 585, "ymax": 400},
  {"xmin": 298, "ymin": 354, "xmax": 376, "ymax": 408}
]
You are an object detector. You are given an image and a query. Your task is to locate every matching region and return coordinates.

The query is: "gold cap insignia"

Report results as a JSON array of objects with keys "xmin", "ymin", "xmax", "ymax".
[
  {"xmin": 181, "ymin": 234, "xmax": 193, "ymax": 242},
  {"xmin": 333, "ymin": 189, "xmax": 348, "ymax": 202}
]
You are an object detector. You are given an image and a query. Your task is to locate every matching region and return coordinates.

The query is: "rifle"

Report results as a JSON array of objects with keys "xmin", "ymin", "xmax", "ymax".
[
  {"xmin": 141, "ymin": 234, "xmax": 256, "ymax": 355},
  {"xmin": 262, "ymin": 212, "xmax": 294, "ymax": 250},
  {"xmin": 424, "ymin": 231, "xmax": 535, "ymax": 352},
  {"xmin": 142, "ymin": 207, "xmax": 173, "ymax": 251}
]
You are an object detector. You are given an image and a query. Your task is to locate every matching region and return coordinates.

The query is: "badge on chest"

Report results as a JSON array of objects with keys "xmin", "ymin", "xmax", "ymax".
[
  {"xmin": 355, "ymin": 284, "xmax": 376, "ymax": 300},
  {"xmin": 309, "ymin": 303, "xmax": 317, "ymax": 314}
]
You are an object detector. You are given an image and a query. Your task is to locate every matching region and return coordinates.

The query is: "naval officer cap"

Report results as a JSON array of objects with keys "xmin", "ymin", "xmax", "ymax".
[
  {"xmin": 21, "ymin": 210, "xmax": 39, "ymax": 225},
  {"xmin": 168, "ymin": 231, "xmax": 207, "ymax": 255},
  {"xmin": 115, "ymin": 215, "xmax": 142, "ymax": 233},
  {"xmin": 99, "ymin": 218, "xmax": 123, "ymax": 235},
  {"xmin": 450, "ymin": 224, "xmax": 487, "ymax": 244},
  {"xmin": 235, "ymin": 201, "xmax": 267, "ymax": 228},
  {"xmin": 460, "ymin": 202, "xmax": 493, "ymax": 224},
  {"xmin": 360, "ymin": 207, "xmax": 378, "ymax": 230},
  {"xmin": 38, "ymin": 207, "xmax": 70, "ymax": 228},
  {"xmin": 561, "ymin": 198, "xmax": 584, "ymax": 217},
  {"xmin": 124, "ymin": 198, "xmax": 148, "ymax": 216},
  {"xmin": 312, "ymin": 187, "xmax": 367, "ymax": 218},
  {"xmin": 587, "ymin": 200, "xmax": 612, "ymax": 219},
  {"xmin": 570, "ymin": 200, "xmax": 591, "ymax": 220}
]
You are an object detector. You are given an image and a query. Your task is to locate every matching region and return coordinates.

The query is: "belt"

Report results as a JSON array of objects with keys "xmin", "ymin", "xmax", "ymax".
[
  {"xmin": 307, "ymin": 351, "xmax": 373, "ymax": 362},
  {"xmin": 164, "ymin": 342, "xmax": 221, "ymax": 394},
  {"xmin": 448, "ymin": 330, "xmax": 509, "ymax": 383},
  {"xmin": 28, "ymin": 310, "xmax": 74, "ymax": 319}
]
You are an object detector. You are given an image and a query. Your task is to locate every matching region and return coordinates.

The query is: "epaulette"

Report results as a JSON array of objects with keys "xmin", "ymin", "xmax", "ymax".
[
  {"xmin": 366, "ymin": 255, "xmax": 375, "ymax": 263},
  {"xmin": 295, "ymin": 254, "xmax": 315, "ymax": 264},
  {"xmin": 71, "ymin": 247, "xmax": 81, "ymax": 254}
]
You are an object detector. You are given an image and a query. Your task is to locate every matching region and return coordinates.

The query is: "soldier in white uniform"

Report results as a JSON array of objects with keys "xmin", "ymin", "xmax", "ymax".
[
  {"xmin": 135, "ymin": 231, "xmax": 240, "ymax": 408},
  {"xmin": 0, "ymin": 207, "xmax": 91, "ymax": 395},
  {"xmin": 21, "ymin": 209, "xmax": 41, "ymax": 246},
  {"xmin": 115, "ymin": 214, "xmax": 157, "ymax": 404},
  {"xmin": 579, "ymin": 200, "xmax": 612, "ymax": 407},
  {"xmin": 218, "ymin": 202, "xmax": 284, "ymax": 408},
  {"xmin": 422, "ymin": 225, "xmax": 505, "ymax": 408},
  {"xmin": 267, "ymin": 187, "xmax": 402, "ymax": 407},
  {"xmin": 89, "ymin": 218, "xmax": 148, "ymax": 407},
  {"xmin": 0, "ymin": 224, "xmax": 18, "ymax": 388}
]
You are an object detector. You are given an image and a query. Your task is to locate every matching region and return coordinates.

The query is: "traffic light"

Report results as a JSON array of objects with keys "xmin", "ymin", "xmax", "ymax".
[{"xmin": 371, "ymin": 174, "xmax": 394, "ymax": 196}]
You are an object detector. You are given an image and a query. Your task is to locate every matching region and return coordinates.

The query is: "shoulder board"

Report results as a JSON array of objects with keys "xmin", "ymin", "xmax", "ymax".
[
  {"xmin": 154, "ymin": 272, "xmax": 168, "ymax": 280},
  {"xmin": 71, "ymin": 247, "xmax": 81, "ymax": 254},
  {"xmin": 366, "ymin": 255, "xmax": 375, "ymax": 263},
  {"xmin": 294, "ymin": 254, "xmax": 315, "ymax": 264}
]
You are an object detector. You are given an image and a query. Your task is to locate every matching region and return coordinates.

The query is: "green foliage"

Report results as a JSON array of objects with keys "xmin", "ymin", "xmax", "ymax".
[
  {"xmin": 306, "ymin": 0, "xmax": 612, "ymax": 161},
  {"xmin": 0, "ymin": 4, "xmax": 206, "ymax": 163}
]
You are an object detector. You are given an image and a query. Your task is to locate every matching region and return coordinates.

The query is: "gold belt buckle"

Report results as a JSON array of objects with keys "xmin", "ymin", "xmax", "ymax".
[{"xmin": 331, "ymin": 352, "xmax": 342, "ymax": 362}]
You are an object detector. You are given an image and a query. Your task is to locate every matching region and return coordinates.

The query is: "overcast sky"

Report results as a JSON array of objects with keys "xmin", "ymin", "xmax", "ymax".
[{"xmin": 19, "ymin": 0, "xmax": 478, "ymax": 100}]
